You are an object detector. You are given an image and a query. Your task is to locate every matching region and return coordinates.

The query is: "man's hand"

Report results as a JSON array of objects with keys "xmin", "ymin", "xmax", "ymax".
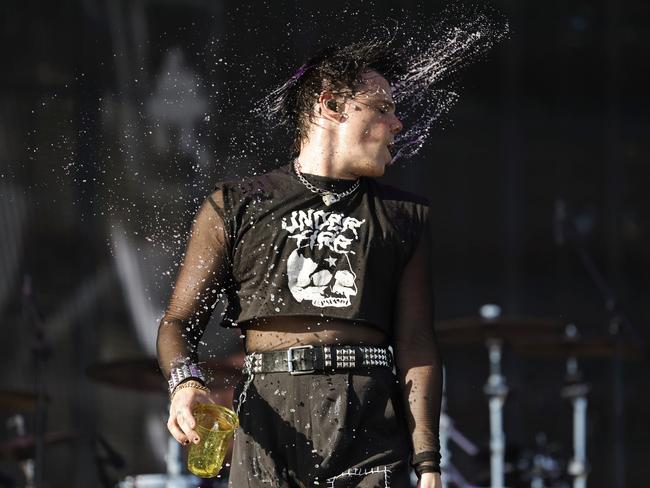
[
  {"xmin": 417, "ymin": 472, "xmax": 442, "ymax": 488},
  {"xmin": 166, "ymin": 380, "xmax": 215, "ymax": 445}
]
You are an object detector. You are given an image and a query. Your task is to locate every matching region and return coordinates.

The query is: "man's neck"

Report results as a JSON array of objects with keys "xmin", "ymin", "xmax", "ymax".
[{"xmin": 296, "ymin": 140, "xmax": 358, "ymax": 180}]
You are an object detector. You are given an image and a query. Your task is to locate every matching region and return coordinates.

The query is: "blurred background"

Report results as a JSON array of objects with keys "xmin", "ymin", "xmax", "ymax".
[{"xmin": 0, "ymin": 0, "xmax": 648, "ymax": 487}]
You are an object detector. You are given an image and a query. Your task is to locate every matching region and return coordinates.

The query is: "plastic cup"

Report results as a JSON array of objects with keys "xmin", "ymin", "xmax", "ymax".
[{"xmin": 187, "ymin": 403, "xmax": 239, "ymax": 478}]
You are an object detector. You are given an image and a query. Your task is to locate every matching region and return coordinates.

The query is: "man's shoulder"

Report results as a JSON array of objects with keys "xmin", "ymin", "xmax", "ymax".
[
  {"xmin": 214, "ymin": 163, "xmax": 292, "ymax": 196},
  {"xmin": 368, "ymin": 179, "xmax": 430, "ymax": 207}
]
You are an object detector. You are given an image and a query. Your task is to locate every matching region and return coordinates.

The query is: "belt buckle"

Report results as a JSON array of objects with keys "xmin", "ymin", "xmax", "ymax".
[{"xmin": 287, "ymin": 345, "xmax": 315, "ymax": 375}]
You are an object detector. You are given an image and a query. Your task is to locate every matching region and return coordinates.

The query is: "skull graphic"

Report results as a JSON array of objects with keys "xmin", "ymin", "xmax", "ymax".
[
  {"xmin": 281, "ymin": 209, "xmax": 365, "ymax": 308},
  {"xmin": 286, "ymin": 250, "xmax": 358, "ymax": 307}
]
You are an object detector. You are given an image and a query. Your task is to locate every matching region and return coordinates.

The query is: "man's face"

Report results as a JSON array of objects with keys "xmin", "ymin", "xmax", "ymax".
[{"xmin": 335, "ymin": 70, "xmax": 403, "ymax": 177}]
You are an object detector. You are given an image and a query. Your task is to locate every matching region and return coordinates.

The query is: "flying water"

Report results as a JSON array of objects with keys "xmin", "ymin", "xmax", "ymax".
[
  {"xmin": 256, "ymin": 9, "xmax": 509, "ymax": 166},
  {"xmin": 390, "ymin": 13, "xmax": 509, "ymax": 162}
]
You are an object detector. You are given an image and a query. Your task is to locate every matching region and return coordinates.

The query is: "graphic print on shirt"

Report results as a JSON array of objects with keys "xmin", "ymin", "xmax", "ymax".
[{"xmin": 281, "ymin": 209, "xmax": 366, "ymax": 308}]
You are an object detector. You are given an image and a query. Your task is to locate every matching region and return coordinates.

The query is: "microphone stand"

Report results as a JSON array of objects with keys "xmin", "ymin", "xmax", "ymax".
[
  {"xmin": 22, "ymin": 275, "xmax": 50, "ymax": 488},
  {"xmin": 557, "ymin": 204, "xmax": 645, "ymax": 488}
]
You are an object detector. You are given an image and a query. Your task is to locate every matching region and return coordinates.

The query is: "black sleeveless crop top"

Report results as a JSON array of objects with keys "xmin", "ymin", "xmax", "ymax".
[
  {"xmin": 209, "ymin": 162, "xmax": 430, "ymax": 334},
  {"xmin": 158, "ymin": 162, "xmax": 442, "ymax": 462}
]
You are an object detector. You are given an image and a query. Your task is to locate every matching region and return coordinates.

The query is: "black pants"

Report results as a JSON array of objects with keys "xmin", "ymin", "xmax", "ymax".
[{"xmin": 228, "ymin": 367, "xmax": 412, "ymax": 488}]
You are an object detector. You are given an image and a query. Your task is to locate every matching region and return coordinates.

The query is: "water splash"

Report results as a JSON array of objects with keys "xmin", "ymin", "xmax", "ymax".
[
  {"xmin": 390, "ymin": 13, "xmax": 509, "ymax": 162},
  {"xmin": 256, "ymin": 9, "xmax": 509, "ymax": 165}
]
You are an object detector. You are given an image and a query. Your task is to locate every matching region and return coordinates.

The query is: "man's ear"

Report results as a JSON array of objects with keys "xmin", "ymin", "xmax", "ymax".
[
  {"xmin": 319, "ymin": 92, "xmax": 342, "ymax": 120},
  {"xmin": 325, "ymin": 99, "xmax": 338, "ymax": 112}
]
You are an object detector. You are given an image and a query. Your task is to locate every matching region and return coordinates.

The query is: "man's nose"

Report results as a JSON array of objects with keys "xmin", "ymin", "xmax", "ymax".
[{"xmin": 391, "ymin": 115, "xmax": 403, "ymax": 134}]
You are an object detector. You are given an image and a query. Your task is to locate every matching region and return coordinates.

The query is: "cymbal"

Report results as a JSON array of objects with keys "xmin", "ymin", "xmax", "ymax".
[
  {"xmin": 513, "ymin": 338, "xmax": 643, "ymax": 359},
  {"xmin": 86, "ymin": 357, "xmax": 241, "ymax": 393},
  {"xmin": 0, "ymin": 391, "xmax": 39, "ymax": 412},
  {"xmin": 436, "ymin": 316, "xmax": 565, "ymax": 345},
  {"xmin": 0, "ymin": 431, "xmax": 77, "ymax": 461}
]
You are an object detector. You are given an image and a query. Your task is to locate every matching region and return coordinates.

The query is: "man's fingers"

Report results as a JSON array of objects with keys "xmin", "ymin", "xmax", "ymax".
[
  {"xmin": 180, "ymin": 406, "xmax": 196, "ymax": 429},
  {"xmin": 166, "ymin": 417, "xmax": 189, "ymax": 445},
  {"xmin": 178, "ymin": 407, "xmax": 200, "ymax": 444},
  {"xmin": 169, "ymin": 390, "xmax": 214, "ymax": 445}
]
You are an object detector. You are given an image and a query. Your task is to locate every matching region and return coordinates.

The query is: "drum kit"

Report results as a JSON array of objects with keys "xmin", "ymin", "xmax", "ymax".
[{"xmin": 435, "ymin": 305, "xmax": 642, "ymax": 488}]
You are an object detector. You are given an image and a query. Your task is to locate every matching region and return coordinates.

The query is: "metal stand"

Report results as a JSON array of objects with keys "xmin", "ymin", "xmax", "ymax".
[
  {"xmin": 561, "ymin": 355, "xmax": 590, "ymax": 488},
  {"xmin": 7, "ymin": 415, "xmax": 34, "ymax": 488},
  {"xmin": 22, "ymin": 275, "xmax": 50, "ymax": 488},
  {"xmin": 484, "ymin": 339, "xmax": 508, "ymax": 488},
  {"xmin": 439, "ymin": 366, "xmax": 481, "ymax": 488},
  {"xmin": 440, "ymin": 411, "xmax": 481, "ymax": 488},
  {"xmin": 556, "ymin": 199, "xmax": 645, "ymax": 487}
]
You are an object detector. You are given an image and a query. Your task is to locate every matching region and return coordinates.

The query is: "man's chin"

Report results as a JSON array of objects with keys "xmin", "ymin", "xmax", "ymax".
[{"xmin": 351, "ymin": 159, "xmax": 386, "ymax": 178}]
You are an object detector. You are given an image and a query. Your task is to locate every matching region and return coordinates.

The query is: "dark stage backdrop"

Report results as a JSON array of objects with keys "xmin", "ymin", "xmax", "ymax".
[{"xmin": 0, "ymin": 0, "xmax": 648, "ymax": 487}]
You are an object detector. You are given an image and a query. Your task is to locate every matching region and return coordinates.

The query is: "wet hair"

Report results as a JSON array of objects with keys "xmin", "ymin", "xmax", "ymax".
[{"xmin": 268, "ymin": 40, "xmax": 405, "ymax": 156}]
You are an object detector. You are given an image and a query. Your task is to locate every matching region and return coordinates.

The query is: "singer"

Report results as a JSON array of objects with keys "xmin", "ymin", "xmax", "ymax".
[{"xmin": 156, "ymin": 41, "xmax": 443, "ymax": 488}]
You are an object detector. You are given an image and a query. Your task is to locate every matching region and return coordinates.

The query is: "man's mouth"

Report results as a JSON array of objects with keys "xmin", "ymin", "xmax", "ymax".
[{"xmin": 387, "ymin": 142, "xmax": 395, "ymax": 156}]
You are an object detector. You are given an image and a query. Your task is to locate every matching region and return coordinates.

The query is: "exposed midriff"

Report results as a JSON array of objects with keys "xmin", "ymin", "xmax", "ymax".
[{"xmin": 242, "ymin": 315, "xmax": 388, "ymax": 352}]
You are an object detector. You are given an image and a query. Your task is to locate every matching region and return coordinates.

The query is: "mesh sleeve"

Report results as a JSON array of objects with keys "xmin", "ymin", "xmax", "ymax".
[
  {"xmin": 393, "ymin": 210, "xmax": 443, "ymax": 464},
  {"xmin": 156, "ymin": 188, "xmax": 232, "ymax": 379}
]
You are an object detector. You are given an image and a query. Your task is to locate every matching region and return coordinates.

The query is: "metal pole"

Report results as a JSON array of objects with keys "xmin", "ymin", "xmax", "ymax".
[
  {"xmin": 484, "ymin": 339, "xmax": 508, "ymax": 488},
  {"xmin": 563, "ymin": 356, "xmax": 590, "ymax": 488}
]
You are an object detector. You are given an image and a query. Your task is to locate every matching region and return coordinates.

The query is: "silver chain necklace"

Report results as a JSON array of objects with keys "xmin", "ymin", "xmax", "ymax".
[{"xmin": 293, "ymin": 158, "xmax": 361, "ymax": 206}]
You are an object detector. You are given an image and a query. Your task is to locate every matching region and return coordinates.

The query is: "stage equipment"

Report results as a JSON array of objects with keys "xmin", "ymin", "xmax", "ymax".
[
  {"xmin": 20, "ymin": 275, "xmax": 50, "ymax": 488},
  {"xmin": 514, "ymin": 323, "xmax": 642, "ymax": 488},
  {"xmin": 1, "ymin": 412, "xmax": 76, "ymax": 488},
  {"xmin": 437, "ymin": 311, "xmax": 567, "ymax": 488},
  {"xmin": 436, "ymin": 315, "xmax": 565, "ymax": 346},
  {"xmin": 439, "ymin": 367, "xmax": 481, "ymax": 488},
  {"xmin": 553, "ymin": 198, "xmax": 647, "ymax": 488}
]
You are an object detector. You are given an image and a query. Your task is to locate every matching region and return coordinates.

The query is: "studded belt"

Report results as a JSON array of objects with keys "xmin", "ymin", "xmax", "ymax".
[{"xmin": 244, "ymin": 345, "xmax": 393, "ymax": 375}]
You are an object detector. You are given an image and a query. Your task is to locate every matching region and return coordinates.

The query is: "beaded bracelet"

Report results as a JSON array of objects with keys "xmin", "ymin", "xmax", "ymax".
[{"xmin": 170, "ymin": 380, "xmax": 211, "ymax": 401}]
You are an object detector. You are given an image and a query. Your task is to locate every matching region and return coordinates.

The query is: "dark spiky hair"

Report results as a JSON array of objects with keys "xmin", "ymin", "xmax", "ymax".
[{"xmin": 266, "ymin": 40, "xmax": 405, "ymax": 156}]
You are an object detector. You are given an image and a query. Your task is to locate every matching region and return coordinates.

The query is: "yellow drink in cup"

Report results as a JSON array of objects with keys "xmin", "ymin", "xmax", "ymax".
[{"xmin": 187, "ymin": 403, "xmax": 239, "ymax": 478}]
